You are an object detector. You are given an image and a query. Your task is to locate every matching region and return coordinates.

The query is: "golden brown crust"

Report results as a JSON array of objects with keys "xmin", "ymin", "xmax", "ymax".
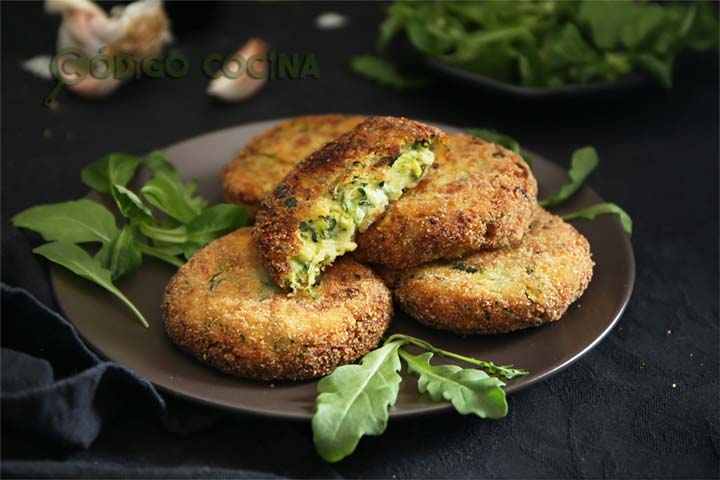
[
  {"xmin": 253, "ymin": 116, "xmax": 447, "ymax": 290},
  {"xmin": 221, "ymin": 115, "xmax": 366, "ymax": 219},
  {"xmin": 162, "ymin": 228, "xmax": 393, "ymax": 381},
  {"xmin": 353, "ymin": 133, "xmax": 538, "ymax": 269},
  {"xmin": 391, "ymin": 207, "xmax": 594, "ymax": 335}
]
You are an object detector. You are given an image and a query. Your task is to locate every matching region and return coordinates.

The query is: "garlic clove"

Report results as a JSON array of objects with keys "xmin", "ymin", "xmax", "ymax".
[
  {"xmin": 315, "ymin": 12, "xmax": 349, "ymax": 30},
  {"xmin": 207, "ymin": 38, "xmax": 269, "ymax": 102},
  {"xmin": 68, "ymin": 74, "xmax": 123, "ymax": 98}
]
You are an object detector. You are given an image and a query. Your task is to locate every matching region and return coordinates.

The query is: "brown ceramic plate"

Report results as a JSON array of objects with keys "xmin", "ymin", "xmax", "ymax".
[{"xmin": 50, "ymin": 118, "xmax": 635, "ymax": 421}]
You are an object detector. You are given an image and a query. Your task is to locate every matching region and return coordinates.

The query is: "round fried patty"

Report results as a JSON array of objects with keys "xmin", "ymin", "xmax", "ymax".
[
  {"xmin": 163, "ymin": 228, "xmax": 393, "ymax": 381},
  {"xmin": 253, "ymin": 116, "xmax": 447, "ymax": 292},
  {"xmin": 221, "ymin": 115, "xmax": 365, "ymax": 218},
  {"xmin": 353, "ymin": 133, "xmax": 538, "ymax": 269},
  {"xmin": 391, "ymin": 207, "xmax": 594, "ymax": 334}
]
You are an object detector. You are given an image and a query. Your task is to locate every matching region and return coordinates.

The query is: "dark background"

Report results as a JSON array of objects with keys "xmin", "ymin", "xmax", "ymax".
[{"xmin": 2, "ymin": 1, "xmax": 718, "ymax": 478}]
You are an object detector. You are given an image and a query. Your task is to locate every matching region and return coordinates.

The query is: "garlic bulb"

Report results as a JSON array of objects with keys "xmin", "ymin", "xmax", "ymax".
[
  {"xmin": 207, "ymin": 38, "xmax": 269, "ymax": 102},
  {"xmin": 44, "ymin": 0, "xmax": 172, "ymax": 98}
]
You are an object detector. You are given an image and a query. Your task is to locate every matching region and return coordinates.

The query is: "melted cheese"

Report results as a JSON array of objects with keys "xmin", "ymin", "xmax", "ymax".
[{"xmin": 288, "ymin": 143, "xmax": 434, "ymax": 291}]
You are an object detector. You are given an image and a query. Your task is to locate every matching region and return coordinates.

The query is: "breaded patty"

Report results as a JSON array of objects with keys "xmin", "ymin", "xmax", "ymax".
[
  {"xmin": 353, "ymin": 133, "xmax": 538, "ymax": 269},
  {"xmin": 163, "ymin": 228, "xmax": 393, "ymax": 381},
  {"xmin": 254, "ymin": 116, "xmax": 447, "ymax": 292},
  {"xmin": 391, "ymin": 207, "xmax": 594, "ymax": 334},
  {"xmin": 221, "ymin": 115, "xmax": 366, "ymax": 218}
]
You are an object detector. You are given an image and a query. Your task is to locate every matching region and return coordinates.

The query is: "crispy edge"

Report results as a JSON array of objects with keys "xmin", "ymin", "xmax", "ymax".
[
  {"xmin": 354, "ymin": 134, "xmax": 538, "ymax": 268},
  {"xmin": 221, "ymin": 115, "xmax": 366, "ymax": 218},
  {"xmin": 392, "ymin": 209, "xmax": 594, "ymax": 334},
  {"xmin": 253, "ymin": 116, "xmax": 447, "ymax": 290},
  {"xmin": 162, "ymin": 230, "xmax": 394, "ymax": 381}
]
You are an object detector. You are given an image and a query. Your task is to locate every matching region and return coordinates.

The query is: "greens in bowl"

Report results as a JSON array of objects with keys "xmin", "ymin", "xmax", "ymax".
[{"xmin": 363, "ymin": 0, "xmax": 719, "ymax": 89}]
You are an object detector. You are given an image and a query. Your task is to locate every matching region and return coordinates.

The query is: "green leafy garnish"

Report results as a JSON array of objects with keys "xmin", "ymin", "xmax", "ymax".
[
  {"xmin": 112, "ymin": 184, "xmax": 154, "ymax": 223},
  {"xmin": 81, "ymin": 153, "xmax": 143, "ymax": 194},
  {"xmin": 375, "ymin": 0, "xmax": 718, "ymax": 88},
  {"xmin": 34, "ymin": 242, "xmax": 148, "ymax": 327},
  {"xmin": 11, "ymin": 199, "xmax": 119, "ymax": 244},
  {"xmin": 182, "ymin": 204, "xmax": 249, "ymax": 258},
  {"xmin": 13, "ymin": 151, "xmax": 248, "ymax": 326},
  {"xmin": 144, "ymin": 150, "xmax": 178, "ymax": 177},
  {"xmin": 540, "ymin": 146, "xmax": 598, "ymax": 207},
  {"xmin": 386, "ymin": 334, "xmax": 528, "ymax": 379},
  {"xmin": 141, "ymin": 174, "xmax": 205, "ymax": 224},
  {"xmin": 141, "ymin": 151, "xmax": 208, "ymax": 222},
  {"xmin": 562, "ymin": 202, "xmax": 633, "ymax": 235},
  {"xmin": 95, "ymin": 225, "xmax": 143, "ymax": 281},
  {"xmin": 467, "ymin": 128, "xmax": 532, "ymax": 167},
  {"xmin": 139, "ymin": 204, "xmax": 248, "ymax": 259},
  {"xmin": 135, "ymin": 242, "xmax": 184, "ymax": 268},
  {"xmin": 350, "ymin": 55, "xmax": 429, "ymax": 90},
  {"xmin": 312, "ymin": 334, "xmax": 528, "ymax": 462},
  {"xmin": 313, "ymin": 340, "xmax": 403, "ymax": 462},
  {"xmin": 400, "ymin": 350, "xmax": 507, "ymax": 418}
]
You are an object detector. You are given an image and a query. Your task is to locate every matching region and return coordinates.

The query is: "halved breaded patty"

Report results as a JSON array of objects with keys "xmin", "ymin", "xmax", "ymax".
[
  {"xmin": 221, "ymin": 115, "xmax": 366, "ymax": 218},
  {"xmin": 353, "ymin": 133, "xmax": 538, "ymax": 269},
  {"xmin": 162, "ymin": 228, "xmax": 392, "ymax": 381},
  {"xmin": 253, "ymin": 116, "xmax": 447, "ymax": 292},
  {"xmin": 391, "ymin": 207, "xmax": 594, "ymax": 334}
]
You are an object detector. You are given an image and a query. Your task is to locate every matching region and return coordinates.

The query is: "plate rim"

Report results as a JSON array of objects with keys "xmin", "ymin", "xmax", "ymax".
[{"xmin": 49, "ymin": 118, "xmax": 636, "ymax": 421}]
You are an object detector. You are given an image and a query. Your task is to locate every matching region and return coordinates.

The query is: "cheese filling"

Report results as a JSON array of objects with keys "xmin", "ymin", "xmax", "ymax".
[{"xmin": 288, "ymin": 141, "xmax": 434, "ymax": 291}]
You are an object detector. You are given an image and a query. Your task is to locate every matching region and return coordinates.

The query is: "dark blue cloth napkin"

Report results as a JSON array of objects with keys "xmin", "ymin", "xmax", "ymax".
[{"xmin": 1, "ymin": 284, "xmax": 222, "ymax": 449}]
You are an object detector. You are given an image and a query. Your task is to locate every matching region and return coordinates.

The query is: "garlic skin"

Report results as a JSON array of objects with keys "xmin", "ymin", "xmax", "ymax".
[
  {"xmin": 207, "ymin": 38, "xmax": 269, "ymax": 102},
  {"xmin": 44, "ymin": 0, "xmax": 172, "ymax": 98},
  {"xmin": 105, "ymin": 0, "xmax": 173, "ymax": 58},
  {"xmin": 315, "ymin": 12, "xmax": 349, "ymax": 30},
  {"xmin": 21, "ymin": 55, "xmax": 54, "ymax": 80}
]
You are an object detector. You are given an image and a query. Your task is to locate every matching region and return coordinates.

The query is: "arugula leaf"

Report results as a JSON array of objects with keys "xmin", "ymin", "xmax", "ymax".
[
  {"xmin": 377, "ymin": 13, "xmax": 404, "ymax": 50},
  {"xmin": 400, "ymin": 350, "xmax": 508, "ymax": 418},
  {"xmin": 562, "ymin": 202, "xmax": 633, "ymax": 236},
  {"xmin": 578, "ymin": 0, "xmax": 639, "ymax": 50},
  {"xmin": 467, "ymin": 128, "xmax": 532, "ymax": 167},
  {"xmin": 34, "ymin": 242, "xmax": 148, "ymax": 327},
  {"xmin": 141, "ymin": 174, "xmax": 204, "ymax": 223},
  {"xmin": 95, "ymin": 225, "xmax": 143, "ymax": 281},
  {"xmin": 182, "ymin": 204, "xmax": 248, "ymax": 258},
  {"xmin": 135, "ymin": 242, "xmax": 184, "ymax": 268},
  {"xmin": 81, "ymin": 153, "xmax": 142, "ymax": 194},
  {"xmin": 386, "ymin": 333, "xmax": 528, "ymax": 379},
  {"xmin": 311, "ymin": 334, "xmax": 528, "ymax": 461},
  {"xmin": 139, "ymin": 204, "xmax": 248, "ymax": 259},
  {"xmin": 138, "ymin": 223, "xmax": 187, "ymax": 244},
  {"xmin": 145, "ymin": 151, "xmax": 207, "ymax": 211},
  {"xmin": 350, "ymin": 55, "xmax": 429, "ymax": 90},
  {"xmin": 683, "ymin": 2, "xmax": 720, "ymax": 51},
  {"xmin": 546, "ymin": 23, "xmax": 600, "ymax": 70},
  {"xmin": 141, "ymin": 152, "xmax": 207, "ymax": 223},
  {"xmin": 144, "ymin": 151, "xmax": 178, "ymax": 177},
  {"xmin": 632, "ymin": 53, "xmax": 673, "ymax": 88},
  {"xmin": 12, "ymin": 199, "xmax": 118, "ymax": 244},
  {"xmin": 112, "ymin": 184, "xmax": 153, "ymax": 223},
  {"xmin": 312, "ymin": 340, "xmax": 403, "ymax": 462},
  {"xmin": 540, "ymin": 146, "xmax": 598, "ymax": 207}
]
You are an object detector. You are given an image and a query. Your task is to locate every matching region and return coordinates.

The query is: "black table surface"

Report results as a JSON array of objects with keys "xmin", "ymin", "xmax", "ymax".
[{"xmin": 2, "ymin": 2, "xmax": 718, "ymax": 478}]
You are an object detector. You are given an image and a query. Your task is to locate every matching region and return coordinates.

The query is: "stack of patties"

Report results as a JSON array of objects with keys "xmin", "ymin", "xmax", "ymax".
[
  {"xmin": 162, "ymin": 115, "xmax": 594, "ymax": 382},
  {"xmin": 163, "ymin": 116, "xmax": 445, "ymax": 380}
]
